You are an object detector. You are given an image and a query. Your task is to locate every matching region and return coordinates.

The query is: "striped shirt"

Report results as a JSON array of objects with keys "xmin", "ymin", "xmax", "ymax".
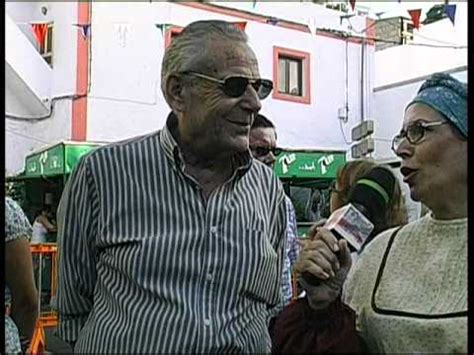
[{"xmin": 56, "ymin": 113, "xmax": 287, "ymax": 353}]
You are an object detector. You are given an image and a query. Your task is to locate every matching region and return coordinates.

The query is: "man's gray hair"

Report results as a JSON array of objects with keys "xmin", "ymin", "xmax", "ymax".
[{"xmin": 161, "ymin": 20, "xmax": 248, "ymax": 104}]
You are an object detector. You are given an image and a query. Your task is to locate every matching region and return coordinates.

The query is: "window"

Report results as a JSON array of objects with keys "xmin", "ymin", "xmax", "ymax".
[
  {"xmin": 165, "ymin": 26, "xmax": 183, "ymax": 49},
  {"xmin": 273, "ymin": 47, "xmax": 311, "ymax": 104},
  {"xmin": 39, "ymin": 23, "xmax": 53, "ymax": 67}
]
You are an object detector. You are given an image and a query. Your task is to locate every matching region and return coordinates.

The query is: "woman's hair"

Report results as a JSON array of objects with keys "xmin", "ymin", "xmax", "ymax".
[{"xmin": 335, "ymin": 159, "xmax": 408, "ymax": 237}]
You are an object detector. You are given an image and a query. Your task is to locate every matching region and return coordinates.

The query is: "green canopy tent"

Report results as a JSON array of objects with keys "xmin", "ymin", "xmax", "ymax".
[
  {"xmin": 273, "ymin": 149, "xmax": 347, "ymax": 237},
  {"xmin": 6, "ymin": 141, "xmax": 106, "ymax": 227}
]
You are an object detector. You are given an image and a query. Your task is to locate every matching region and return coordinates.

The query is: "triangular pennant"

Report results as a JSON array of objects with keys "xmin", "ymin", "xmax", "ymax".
[
  {"xmin": 155, "ymin": 23, "xmax": 172, "ymax": 37},
  {"xmin": 349, "ymin": 0, "xmax": 356, "ymax": 11},
  {"xmin": 444, "ymin": 4, "xmax": 456, "ymax": 25},
  {"xmin": 81, "ymin": 24, "xmax": 91, "ymax": 39},
  {"xmin": 307, "ymin": 17, "xmax": 317, "ymax": 35},
  {"xmin": 31, "ymin": 23, "xmax": 48, "ymax": 50},
  {"xmin": 408, "ymin": 9, "xmax": 422, "ymax": 29},
  {"xmin": 233, "ymin": 22, "xmax": 247, "ymax": 32},
  {"xmin": 266, "ymin": 17, "xmax": 279, "ymax": 25},
  {"xmin": 72, "ymin": 24, "xmax": 91, "ymax": 39},
  {"xmin": 252, "ymin": 0, "xmax": 257, "ymax": 9}
]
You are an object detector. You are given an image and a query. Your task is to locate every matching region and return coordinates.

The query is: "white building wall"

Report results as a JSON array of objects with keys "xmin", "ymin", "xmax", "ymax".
[
  {"xmin": 5, "ymin": 2, "xmax": 78, "ymax": 175},
  {"xmin": 86, "ymin": 2, "xmax": 373, "ymax": 156},
  {"xmin": 372, "ymin": 2, "xmax": 467, "ymax": 161},
  {"xmin": 372, "ymin": 68, "xmax": 467, "ymax": 161}
]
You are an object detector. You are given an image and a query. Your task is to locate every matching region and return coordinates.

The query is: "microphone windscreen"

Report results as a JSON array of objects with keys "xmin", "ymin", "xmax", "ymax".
[{"xmin": 348, "ymin": 166, "xmax": 395, "ymax": 222}]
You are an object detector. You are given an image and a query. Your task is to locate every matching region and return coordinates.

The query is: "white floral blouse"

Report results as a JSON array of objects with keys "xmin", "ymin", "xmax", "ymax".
[{"xmin": 5, "ymin": 197, "xmax": 33, "ymax": 354}]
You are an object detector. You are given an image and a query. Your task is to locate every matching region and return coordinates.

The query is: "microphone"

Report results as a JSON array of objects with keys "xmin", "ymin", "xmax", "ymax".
[{"xmin": 301, "ymin": 166, "xmax": 395, "ymax": 286}]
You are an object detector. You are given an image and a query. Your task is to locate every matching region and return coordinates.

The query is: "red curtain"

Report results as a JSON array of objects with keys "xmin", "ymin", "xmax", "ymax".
[{"xmin": 31, "ymin": 23, "xmax": 48, "ymax": 50}]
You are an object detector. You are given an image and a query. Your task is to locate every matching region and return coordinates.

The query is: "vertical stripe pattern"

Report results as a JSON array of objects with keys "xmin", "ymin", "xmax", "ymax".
[{"xmin": 56, "ymin": 116, "xmax": 287, "ymax": 353}]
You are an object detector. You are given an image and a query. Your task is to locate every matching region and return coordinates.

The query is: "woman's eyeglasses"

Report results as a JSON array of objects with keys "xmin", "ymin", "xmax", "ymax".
[
  {"xmin": 251, "ymin": 146, "xmax": 283, "ymax": 157},
  {"xmin": 182, "ymin": 71, "xmax": 273, "ymax": 100},
  {"xmin": 391, "ymin": 121, "xmax": 448, "ymax": 152}
]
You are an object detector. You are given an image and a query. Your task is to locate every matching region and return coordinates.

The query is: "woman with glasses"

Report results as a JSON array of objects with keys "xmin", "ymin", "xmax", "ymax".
[{"xmin": 271, "ymin": 73, "xmax": 467, "ymax": 353}]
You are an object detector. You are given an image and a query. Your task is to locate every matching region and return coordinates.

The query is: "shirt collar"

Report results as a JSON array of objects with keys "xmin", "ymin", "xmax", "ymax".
[{"xmin": 159, "ymin": 112, "xmax": 253, "ymax": 175}]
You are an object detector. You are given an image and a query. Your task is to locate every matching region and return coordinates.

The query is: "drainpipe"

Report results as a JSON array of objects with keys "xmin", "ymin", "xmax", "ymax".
[{"xmin": 360, "ymin": 36, "xmax": 365, "ymax": 123}]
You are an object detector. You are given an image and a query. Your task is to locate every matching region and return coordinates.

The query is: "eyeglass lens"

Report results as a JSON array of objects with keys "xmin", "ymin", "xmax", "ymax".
[
  {"xmin": 253, "ymin": 147, "xmax": 282, "ymax": 156},
  {"xmin": 223, "ymin": 77, "xmax": 273, "ymax": 99},
  {"xmin": 392, "ymin": 123, "xmax": 428, "ymax": 151}
]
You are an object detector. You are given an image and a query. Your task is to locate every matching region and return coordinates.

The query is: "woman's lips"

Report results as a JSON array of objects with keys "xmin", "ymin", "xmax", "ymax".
[{"xmin": 400, "ymin": 167, "xmax": 417, "ymax": 184}]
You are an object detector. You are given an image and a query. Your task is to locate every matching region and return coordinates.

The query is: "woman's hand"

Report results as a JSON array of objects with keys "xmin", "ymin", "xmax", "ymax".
[{"xmin": 294, "ymin": 227, "xmax": 352, "ymax": 310}]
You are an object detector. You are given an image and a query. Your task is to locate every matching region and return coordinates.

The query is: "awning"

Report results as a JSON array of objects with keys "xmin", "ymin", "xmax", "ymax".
[
  {"xmin": 14, "ymin": 141, "xmax": 106, "ymax": 179},
  {"xmin": 274, "ymin": 150, "xmax": 347, "ymax": 181}
]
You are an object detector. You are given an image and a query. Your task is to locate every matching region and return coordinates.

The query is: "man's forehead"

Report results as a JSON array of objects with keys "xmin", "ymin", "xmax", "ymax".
[{"xmin": 206, "ymin": 41, "xmax": 259, "ymax": 72}]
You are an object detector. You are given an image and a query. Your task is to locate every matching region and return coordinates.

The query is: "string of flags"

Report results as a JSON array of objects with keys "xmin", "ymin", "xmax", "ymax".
[
  {"xmin": 27, "ymin": 1, "xmax": 458, "ymax": 51},
  {"xmin": 346, "ymin": 1, "xmax": 457, "ymax": 28}
]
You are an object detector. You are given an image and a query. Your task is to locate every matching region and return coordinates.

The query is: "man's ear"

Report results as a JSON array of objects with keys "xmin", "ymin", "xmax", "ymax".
[{"xmin": 165, "ymin": 74, "xmax": 185, "ymax": 113}]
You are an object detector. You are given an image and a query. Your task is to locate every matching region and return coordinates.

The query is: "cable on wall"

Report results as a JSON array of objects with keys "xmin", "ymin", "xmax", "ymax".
[{"xmin": 5, "ymin": 94, "xmax": 86, "ymax": 122}]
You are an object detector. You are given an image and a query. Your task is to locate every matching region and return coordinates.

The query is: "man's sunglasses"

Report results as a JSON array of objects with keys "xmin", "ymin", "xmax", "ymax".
[
  {"xmin": 182, "ymin": 71, "xmax": 273, "ymax": 100},
  {"xmin": 251, "ymin": 146, "xmax": 283, "ymax": 157}
]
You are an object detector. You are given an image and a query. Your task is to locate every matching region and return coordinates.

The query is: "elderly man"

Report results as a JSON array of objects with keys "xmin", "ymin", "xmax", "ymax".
[
  {"xmin": 249, "ymin": 114, "xmax": 299, "ymax": 306},
  {"xmin": 56, "ymin": 20, "xmax": 287, "ymax": 353}
]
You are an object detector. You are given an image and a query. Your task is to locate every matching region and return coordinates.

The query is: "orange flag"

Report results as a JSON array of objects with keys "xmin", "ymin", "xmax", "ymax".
[
  {"xmin": 408, "ymin": 9, "xmax": 422, "ymax": 29},
  {"xmin": 233, "ymin": 22, "xmax": 247, "ymax": 32}
]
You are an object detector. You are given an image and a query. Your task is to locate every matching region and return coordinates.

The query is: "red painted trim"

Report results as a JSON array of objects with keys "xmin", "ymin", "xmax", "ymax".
[
  {"xmin": 164, "ymin": 26, "xmax": 184, "ymax": 49},
  {"xmin": 272, "ymin": 46, "xmax": 311, "ymax": 105},
  {"xmin": 178, "ymin": 2, "xmax": 309, "ymax": 33},
  {"xmin": 176, "ymin": 2, "xmax": 375, "ymax": 46},
  {"xmin": 365, "ymin": 17, "xmax": 376, "ymax": 46},
  {"xmin": 72, "ymin": 1, "xmax": 89, "ymax": 141}
]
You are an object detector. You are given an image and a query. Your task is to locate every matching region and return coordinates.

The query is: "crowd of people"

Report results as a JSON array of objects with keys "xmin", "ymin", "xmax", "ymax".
[{"xmin": 4, "ymin": 20, "xmax": 467, "ymax": 354}]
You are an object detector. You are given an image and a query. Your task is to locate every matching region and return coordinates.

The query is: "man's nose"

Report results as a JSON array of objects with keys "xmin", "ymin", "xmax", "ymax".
[
  {"xmin": 266, "ymin": 152, "xmax": 276, "ymax": 166},
  {"xmin": 240, "ymin": 85, "xmax": 262, "ymax": 113}
]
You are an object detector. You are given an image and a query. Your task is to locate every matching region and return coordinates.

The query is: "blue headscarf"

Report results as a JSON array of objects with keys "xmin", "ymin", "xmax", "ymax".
[{"xmin": 406, "ymin": 72, "xmax": 467, "ymax": 138}]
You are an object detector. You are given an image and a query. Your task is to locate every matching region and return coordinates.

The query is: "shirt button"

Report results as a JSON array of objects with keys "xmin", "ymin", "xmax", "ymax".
[
  {"xmin": 210, "ymin": 226, "xmax": 217, "ymax": 234},
  {"xmin": 206, "ymin": 273, "xmax": 213, "ymax": 281},
  {"xmin": 203, "ymin": 318, "xmax": 211, "ymax": 326}
]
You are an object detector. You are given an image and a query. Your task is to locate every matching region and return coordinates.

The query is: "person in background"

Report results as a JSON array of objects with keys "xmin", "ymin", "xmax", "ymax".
[
  {"xmin": 56, "ymin": 20, "xmax": 287, "ymax": 353},
  {"xmin": 271, "ymin": 72, "xmax": 467, "ymax": 353},
  {"xmin": 249, "ymin": 113, "xmax": 299, "ymax": 306},
  {"xmin": 5, "ymin": 197, "xmax": 39, "ymax": 353},
  {"xmin": 31, "ymin": 207, "xmax": 57, "ymax": 244}
]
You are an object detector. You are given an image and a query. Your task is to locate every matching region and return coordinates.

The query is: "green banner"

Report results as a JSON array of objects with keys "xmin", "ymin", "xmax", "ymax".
[
  {"xmin": 65, "ymin": 145, "xmax": 100, "ymax": 174},
  {"xmin": 274, "ymin": 151, "xmax": 346, "ymax": 180},
  {"xmin": 24, "ymin": 142, "xmax": 102, "ymax": 178},
  {"xmin": 25, "ymin": 144, "xmax": 65, "ymax": 178}
]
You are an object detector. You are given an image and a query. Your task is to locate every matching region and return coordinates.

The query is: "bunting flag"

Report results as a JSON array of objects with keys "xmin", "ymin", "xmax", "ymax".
[
  {"xmin": 31, "ymin": 23, "xmax": 48, "ymax": 50},
  {"xmin": 408, "ymin": 9, "xmax": 422, "ymax": 29},
  {"xmin": 155, "ymin": 23, "xmax": 173, "ymax": 36},
  {"xmin": 349, "ymin": 0, "xmax": 356, "ymax": 11},
  {"xmin": 73, "ymin": 24, "xmax": 91, "ymax": 39},
  {"xmin": 266, "ymin": 17, "xmax": 279, "ymax": 25},
  {"xmin": 233, "ymin": 22, "xmax": 247, "ymax": 32},
  {"xmin": 444, "ymin": 4, "xmax": 456, "ymax": 25},
  {"xmin": 252, "ymin": 0, "xmax": 257, "ymax": 8},
  {"xmin": 307, "ymin": 17, "xmax": 317, "ymax": 35}
]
